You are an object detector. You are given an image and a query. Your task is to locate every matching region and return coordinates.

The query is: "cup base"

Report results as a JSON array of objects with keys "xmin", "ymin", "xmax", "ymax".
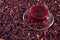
[{"xmin": 23, "ymin": 10, "xmax": 54, "ymax": 31}]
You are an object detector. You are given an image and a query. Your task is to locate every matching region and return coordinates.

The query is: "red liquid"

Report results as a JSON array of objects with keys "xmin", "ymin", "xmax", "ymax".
[{"xmin": 29, "ymin": 5, "xmax": 49, "ymax": 23}]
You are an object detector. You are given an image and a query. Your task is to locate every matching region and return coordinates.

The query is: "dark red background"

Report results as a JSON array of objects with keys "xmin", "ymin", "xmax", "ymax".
[{"xmin": 0, "ymin": 0, "xmax": 60, "ymax": 40}]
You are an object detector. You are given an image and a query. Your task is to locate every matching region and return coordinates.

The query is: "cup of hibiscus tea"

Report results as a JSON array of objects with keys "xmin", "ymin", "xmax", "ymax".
[{"xmin": 23, "ymin": 2, "xmax": 54, "ymax": 31}]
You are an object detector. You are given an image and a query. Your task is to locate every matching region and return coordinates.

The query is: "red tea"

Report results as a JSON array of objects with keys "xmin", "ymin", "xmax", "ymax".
[{"xmin": 29, "ymin": 5, "xmax": 49, "ymax": 22}]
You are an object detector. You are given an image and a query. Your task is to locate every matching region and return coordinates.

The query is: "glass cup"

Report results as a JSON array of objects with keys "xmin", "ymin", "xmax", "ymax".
[{"xmin": 23, "ymin": 2, "xmax": 54, "ymax": 31}]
